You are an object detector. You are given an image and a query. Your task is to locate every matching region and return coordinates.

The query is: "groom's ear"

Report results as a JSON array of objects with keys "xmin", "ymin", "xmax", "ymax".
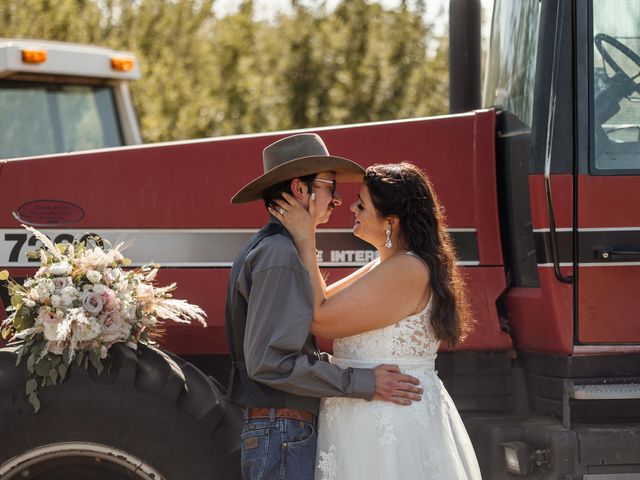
[{"xmin": 290, "ymin": 178, "xmax": 308, "ymax": 201}]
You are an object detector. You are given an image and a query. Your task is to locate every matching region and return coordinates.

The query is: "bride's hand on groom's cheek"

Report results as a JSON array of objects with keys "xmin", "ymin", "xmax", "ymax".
[
  {"xmin": 372, "ymin": 364, "xmax": 423, "ymax": 406},
  {"xmin": 269, "ymin": 193, "xmax": 316, "ymax": 246}
]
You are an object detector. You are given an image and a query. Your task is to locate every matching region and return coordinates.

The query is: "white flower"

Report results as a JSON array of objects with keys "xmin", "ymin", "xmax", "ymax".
[
  {"xmin": 61, "ymin": 294, "xmax": 74, "ymax": 306},
  {"xmin": 115, "ymin": 279, "xmax": 130, "ymax": 293},
  {"xmin": 40, "ymin": 310, "xmax": 62, "ymax": 341},
  {"xmin": 51, "ymin": 295, "xmax": 62, "ymax": 308},
  {"xmin": 122, "ymin": 302, "xmax": 137, "ymax": 320},
  {"xmin": 82, "ymin": 291, "xmax": 104, "ymax": 314},
  {"xmin": 50, "ymin": 261, "xmax": 72, "ymax": 276},
  {"xmin": 23, "ymin": 279, "xmax": 35, "ymax": 288},
  {"xmin": 103, "ymin": 268, "xmax": 118, "ymax": 283},
  {"xmin": 61, "ymin": 286, "xmax": 78, "ymax": 297},
  {"xmin": 23, "ymin": 298, "xmax": 36, "ymax": 308},
  {"xmin": 74, "ymin": 317, "xmax": 101, "ymax": 342},
  {"xmin": 31, "ymin": 279, "xmax": 55, "ymax": 302},
  {"xmin": 86, "ymin": 270, "xmax": 102, "ymax": 284},
  {"xmin": 92, "ymin": 283, "xmax": 107, "ymax": 295}
]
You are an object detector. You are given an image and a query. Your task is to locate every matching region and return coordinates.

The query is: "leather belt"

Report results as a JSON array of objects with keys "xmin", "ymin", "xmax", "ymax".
[{"xmin": 246, "ymin": 407, "xmax": 314, "ymax": 423}]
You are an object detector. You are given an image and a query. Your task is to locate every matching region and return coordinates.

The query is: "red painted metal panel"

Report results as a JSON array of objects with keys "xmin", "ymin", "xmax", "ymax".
[
  {"xmin": 0, "ymin": 110, "xmax": 509, "ymax": 354},
  {"xmin": 577, "ymin": 174, "xmax": 640, "ymax": 344},
  {"xmin": 578, "ymin": 174, "xmax": 640, "ymax": 227},
  {"xmin": 578, "ymin": 266, "xmax": 640, "ymax": 343},
  {"xmin": 512, "ymin": 174, "xmax": 575, "ymax": 353},
  {"xmin": 529, "ymin": 174, "xmax": 574, "ymax": 229},
  {"xmin": 0, "ymin": 111, "xmax": 501, "ymax": 250},
  {"xmin": 505, "ymin": 268, "xmax": 573, "ymax": 354}
]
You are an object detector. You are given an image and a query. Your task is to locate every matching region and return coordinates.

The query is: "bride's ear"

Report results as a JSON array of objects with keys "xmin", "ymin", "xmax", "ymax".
[{"xmin": 388, "ymin": 215, "xmax": 400, "ymax": 231}]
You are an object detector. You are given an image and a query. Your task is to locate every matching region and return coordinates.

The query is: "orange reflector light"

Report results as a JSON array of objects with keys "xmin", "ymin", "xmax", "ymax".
[
  {"xmin": 111, "ymin": 56, "xmax": 135, "ymax": 72},
  {"xmin": 21, "ymin": 48, "xmax": 47, "ymax": 64}
]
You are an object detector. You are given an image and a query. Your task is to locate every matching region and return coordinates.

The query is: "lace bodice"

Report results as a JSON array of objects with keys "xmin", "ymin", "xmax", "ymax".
[
  {"xmin": 333, "ymin": 252, "xmax": 439, "ymax": 365},
  {"xmin": 333, "ymin": 293, "xmax": 439, "ymax": 365}
]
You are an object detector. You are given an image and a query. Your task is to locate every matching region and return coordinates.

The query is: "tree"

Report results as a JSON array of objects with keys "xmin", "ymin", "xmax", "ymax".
[{"xmin": 0, "ymin": 0, "xmax": 450, "ymax": 141}]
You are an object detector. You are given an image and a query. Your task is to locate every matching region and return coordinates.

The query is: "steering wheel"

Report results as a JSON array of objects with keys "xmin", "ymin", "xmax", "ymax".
[
  {"xmin": 594, "ymin": 33, "xmax": 640, "ymax": 127},
  {"xmin": 594, "ymin": 33, "xmax": 640, "ymax": 83},
  {"xmin": 593, "ymin": 34, "xmax": 640, "ymax": 160}
]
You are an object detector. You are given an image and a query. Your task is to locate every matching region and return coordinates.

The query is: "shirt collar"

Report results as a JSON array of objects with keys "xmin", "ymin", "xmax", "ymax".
[{"xmin": 268, "ymin": 215, "xmax": 293, "ymax": 240}]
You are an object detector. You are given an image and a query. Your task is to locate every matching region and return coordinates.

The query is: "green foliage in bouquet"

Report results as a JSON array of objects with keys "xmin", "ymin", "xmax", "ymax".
[{"xmin": 1, "ymin": 226, "xmax": 206, "ymax": 412}]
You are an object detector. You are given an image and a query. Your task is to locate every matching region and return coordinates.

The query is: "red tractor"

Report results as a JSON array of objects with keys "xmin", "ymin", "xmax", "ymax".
[{"xmin": 1, "ymin": 0, "xmax": 639, "ymax": 478}]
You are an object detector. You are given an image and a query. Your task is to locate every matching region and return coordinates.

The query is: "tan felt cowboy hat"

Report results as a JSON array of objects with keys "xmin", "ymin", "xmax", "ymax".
[{"xmin": 231, "ymin": 133, "xmax": 365, "ymax": 204}]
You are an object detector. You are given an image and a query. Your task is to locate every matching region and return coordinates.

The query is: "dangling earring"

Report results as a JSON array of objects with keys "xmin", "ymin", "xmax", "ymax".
[{"xmin": 385, "ymin": 226, "xmax": 393, "ymax": 248}]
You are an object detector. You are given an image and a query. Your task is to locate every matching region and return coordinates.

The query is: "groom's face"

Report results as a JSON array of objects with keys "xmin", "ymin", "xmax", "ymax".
[{"xmin": 299, "ymin": 171, "xmax": 341, "ymax": 225}]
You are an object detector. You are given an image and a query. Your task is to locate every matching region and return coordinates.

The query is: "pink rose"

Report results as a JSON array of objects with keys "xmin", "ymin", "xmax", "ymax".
[
  {"xmin": 41, "ymin": 311, "xmax": 60, "ymax": 341},
  {"xmin": 82, "ymin": 291, "xmax": 104, "ymax": 314},
  {"xmin": 102, "ymin": 289, "xmax": 118, "ymax": 311},
  {"xmin": 100, "ymin": 312, "xmax": 124, "ymax": 343},
  {"xmin": 53, "ymin": 277, "xmax": 72, "ymax": 291}
]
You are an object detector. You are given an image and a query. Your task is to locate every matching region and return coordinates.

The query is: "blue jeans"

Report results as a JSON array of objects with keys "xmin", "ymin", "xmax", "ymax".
[{"xmin": 240, "ymin": 409, "xmax": 317, "ymax": 480}]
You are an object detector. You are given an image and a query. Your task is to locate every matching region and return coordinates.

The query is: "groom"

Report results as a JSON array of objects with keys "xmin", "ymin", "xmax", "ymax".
[{"xmin": 225, "ymin": 133, "xmax": 423, "ymax": 479}]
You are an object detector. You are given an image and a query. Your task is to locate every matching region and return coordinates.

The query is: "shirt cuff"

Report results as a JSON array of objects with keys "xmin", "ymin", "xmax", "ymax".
[{"xmin": 350, "ymin": 367, "xmax": 376, "ymax": 400}]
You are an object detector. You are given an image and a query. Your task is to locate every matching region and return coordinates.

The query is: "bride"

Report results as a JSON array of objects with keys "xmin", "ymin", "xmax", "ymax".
[{"xmin": 269, "ymin": 162, "xmax": 482, "ymax": 480}]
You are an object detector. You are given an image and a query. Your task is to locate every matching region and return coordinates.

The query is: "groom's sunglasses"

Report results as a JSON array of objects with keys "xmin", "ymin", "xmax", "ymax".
[{"xmin": 313, "ymin": 178, "xmax": 337, "ymax": 197}]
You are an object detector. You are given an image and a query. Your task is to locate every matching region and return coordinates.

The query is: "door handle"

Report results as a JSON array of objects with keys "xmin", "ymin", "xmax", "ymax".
[{"xmin": 597, "ymin": 248, "xmax": 640, "ymax": 261}]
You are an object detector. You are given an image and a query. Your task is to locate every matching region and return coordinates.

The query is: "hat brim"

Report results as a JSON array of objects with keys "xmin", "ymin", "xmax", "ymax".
[{"xmin": 230, "ymin": 155, "xmax": 365, "ymax": 204}]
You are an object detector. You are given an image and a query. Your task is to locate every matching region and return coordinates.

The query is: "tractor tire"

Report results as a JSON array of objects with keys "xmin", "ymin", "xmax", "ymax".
[{"xmin": 0, "ymin": 343, "xmax": 242, "ymax": 480}]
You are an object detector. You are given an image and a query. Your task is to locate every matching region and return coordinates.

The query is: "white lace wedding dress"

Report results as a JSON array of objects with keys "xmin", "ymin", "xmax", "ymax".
[{"xmin": 315, "ymin": 277, "xmax": 482, "ymax": 479}]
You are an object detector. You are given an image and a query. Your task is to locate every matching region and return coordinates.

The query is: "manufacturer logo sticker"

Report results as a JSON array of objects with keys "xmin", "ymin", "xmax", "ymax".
[{"xmin": 13, "ymin": 200, "xmax": 85, "ymax": 226}]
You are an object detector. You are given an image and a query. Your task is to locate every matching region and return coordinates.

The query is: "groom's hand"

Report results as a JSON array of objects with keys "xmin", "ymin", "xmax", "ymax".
[{"xmin": 372, "ymin": 365, "xmax": 423, "ymax": 406}]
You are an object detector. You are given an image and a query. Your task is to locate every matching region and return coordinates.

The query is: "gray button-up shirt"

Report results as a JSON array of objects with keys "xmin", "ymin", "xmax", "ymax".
[{"xmin": 229, "ymin": 218, "xmax": 375, "ymax": 414}]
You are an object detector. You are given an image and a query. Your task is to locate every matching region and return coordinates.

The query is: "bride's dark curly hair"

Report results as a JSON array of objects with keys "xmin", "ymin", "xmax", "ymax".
[{"xmin": 364, "ymin": 162, "xmax": 472, "ymax": 346}]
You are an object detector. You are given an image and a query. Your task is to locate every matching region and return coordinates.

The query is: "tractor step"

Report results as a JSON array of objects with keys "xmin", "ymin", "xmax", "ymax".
[{"xmin": 573, "ymin": 383, "xmax": 640, "ymax": 400}]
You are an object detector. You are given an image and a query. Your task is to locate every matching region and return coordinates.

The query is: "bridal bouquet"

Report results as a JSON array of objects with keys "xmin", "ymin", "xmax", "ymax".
[{"xmin": 0, "ymin": 226, "xmax": 206, "ymax": 412}]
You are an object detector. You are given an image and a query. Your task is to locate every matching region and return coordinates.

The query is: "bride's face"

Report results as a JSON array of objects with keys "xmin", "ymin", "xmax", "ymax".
[{"xmin": 350, "ymin": 184, "xmax": 387, "ymax": 246}]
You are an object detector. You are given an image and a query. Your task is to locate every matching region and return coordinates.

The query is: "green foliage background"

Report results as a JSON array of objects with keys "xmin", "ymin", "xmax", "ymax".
[{"xmin": 0, "ymin": 0, "xmax": 449, "ymax": 142}]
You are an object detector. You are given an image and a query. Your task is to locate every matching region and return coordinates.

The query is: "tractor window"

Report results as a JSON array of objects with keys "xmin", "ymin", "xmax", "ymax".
[
  {"xmin": 483, "ymin": 0, "xmax": 541, "ymax": 127},
  {"xmin": 592, "ymin": 0, "xmax": 640, "ymax": 172},
  {"xmin": 0, "ymin": 81, "xmax": 123, "ymax": 159}
]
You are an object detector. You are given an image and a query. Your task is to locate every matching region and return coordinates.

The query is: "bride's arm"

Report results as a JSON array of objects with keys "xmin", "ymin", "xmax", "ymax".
[
  {"xmin": 310, "ymin": 254, "xmax": 429, "ymax": 338},
  {"xmin": 294, "ymin": 234, "xmax": 329, "ymax": 313},
  {"xmin": 325, "ymin": 259, "xmax": 378, "ymax": 297}
]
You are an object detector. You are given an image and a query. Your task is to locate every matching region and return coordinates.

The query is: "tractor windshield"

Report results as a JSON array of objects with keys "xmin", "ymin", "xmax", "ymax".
[
  {"xmin": 0, "ymin": 81, "xmax": 123, "ymax": 159},
  {"xmin": 592, "ymin": 0, "xmax": 640, "ymax": 171},
  {"xmin": 482, "ymin": 0, "xmax": 541, "ymax": 128}
]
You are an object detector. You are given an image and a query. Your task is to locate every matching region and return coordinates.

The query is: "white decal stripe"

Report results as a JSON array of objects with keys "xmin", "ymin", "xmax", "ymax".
[
  {"xmin": 538, "ymin": 262, "xmax": 640, "ymax": 267},
  {"xmin": 0, "ymin": 228, "xmax": 482, "ymax": 269},
  {"xmin": 534, "ymin": 227, "xmax": 640, "ymax": 232}
]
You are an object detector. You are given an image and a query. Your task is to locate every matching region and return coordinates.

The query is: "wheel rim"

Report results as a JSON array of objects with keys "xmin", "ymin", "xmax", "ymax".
[{"xmin": 0, "ymin": 442, "xmax": 165, "ymax": 480}]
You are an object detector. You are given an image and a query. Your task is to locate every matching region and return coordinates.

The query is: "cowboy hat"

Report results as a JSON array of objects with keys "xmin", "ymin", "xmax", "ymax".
[{"xmin": 230, "ymin": 133, "xmax": 365, "ymax": 204}]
